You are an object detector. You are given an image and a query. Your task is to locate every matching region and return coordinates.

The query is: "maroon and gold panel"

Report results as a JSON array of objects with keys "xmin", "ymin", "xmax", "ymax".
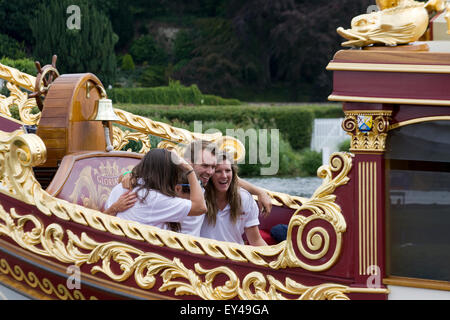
[
  {"xmin": 327, "ymin": 49, "xmax": 450, "ymax": 107},
  {"xmin": 0, "ymin": 130, "xmax": 389, "ymax": 300},
  {"xmin": 46, "ymin": 151, "xmax": 143, "ymax": 212}
]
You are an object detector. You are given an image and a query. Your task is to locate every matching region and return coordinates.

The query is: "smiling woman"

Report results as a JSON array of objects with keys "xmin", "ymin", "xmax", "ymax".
[{"xmin": 201, "ymin": 152, "xmax": 267, "ymax": 246}]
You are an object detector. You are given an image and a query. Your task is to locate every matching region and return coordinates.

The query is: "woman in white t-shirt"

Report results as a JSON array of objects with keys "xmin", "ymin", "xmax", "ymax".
[
  {"xmin": 200, "ymin": 153, "xmax": 267, "ymax": 246},
  {"xmin": 105, "ymin": 149, "xmax": 206, "ymax": 231}
]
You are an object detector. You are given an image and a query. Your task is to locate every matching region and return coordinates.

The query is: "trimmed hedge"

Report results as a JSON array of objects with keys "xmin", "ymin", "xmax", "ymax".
[
  {"xmin": 106, "ymin": 83, "xmax": 241, "ymax": 106},
  {"xmin": 115, "ymin": 104, "xmax": 343, "ymax": 151}
]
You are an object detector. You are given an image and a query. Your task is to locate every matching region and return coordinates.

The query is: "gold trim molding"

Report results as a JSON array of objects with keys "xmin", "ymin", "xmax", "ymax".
[
  {"xmin": 358, "ymin": 161, "xmax": 378, "ymax": 276},
  {"xmin": 389, "ymin": 116, "xmax": 450, "ymax": 130},
  {"xmin": 0, "ymin": 205, "xmax": 387, "ymax": 300},
  {"xmin": 0, "ymin": 258, "xmax": 96, "ymax": 300},
  {"xmin": 0, "ymin": 127, "xmax": 369, "ymax": 299},
  {"xmin": 329, "ymin": 94, "xmax": 450, "ymax": 107},
  {"xmin": 0, "ymin": 129, "xmax": 353, "ymax": 273},
  {"xmin": 326, "ymin": 62, "xmax": 450, "ymax": 74},
  {"xmin": 342, "ymin": 110, "xmax": 392, "ymax": 153}
]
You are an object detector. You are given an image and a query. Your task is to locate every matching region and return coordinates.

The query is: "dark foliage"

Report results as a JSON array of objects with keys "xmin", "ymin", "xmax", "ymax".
[
  {"xmin": 2, "ymin": 0, "xmax": 373, "ymax": 101},
  {"xmin": 30, "ymin": 0, "xmax": 117, "ymax": 86}
]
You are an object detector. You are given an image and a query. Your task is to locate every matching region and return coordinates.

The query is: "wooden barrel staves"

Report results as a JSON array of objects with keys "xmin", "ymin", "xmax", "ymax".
[{"xmin": 36, "ymin": 73, "xmax": 111, "ymax": 168}]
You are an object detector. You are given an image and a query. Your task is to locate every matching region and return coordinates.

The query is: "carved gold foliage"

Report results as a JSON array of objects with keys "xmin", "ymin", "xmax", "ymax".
[
  {"xmin": 113, "ymin": 108, "xmax": 246, "ymax": 163},
  {"xmin": 0, "ymin": 82, "xmax": 40, "ymax": 125},
  {"xmin": 0, "ymin": 63, "xmax": 40, "ymax": 125},
  {"xmin": 0, "ymin": 205, "xmax": 387, "ymax": 300},
  {"xmin": 0, "ymin": 62, "xmax": 36, "ymax": 92},
  {"xmin": 113, "ymin": 108, "xmax": 221, "ymax": 144},
  {"xmin": 0, "ymin": 130, "xmax": 353, "ymax": 273},
  {"xmin": 342, "ymin": 111, "xmax": 392, "ymax": 152},
  {"xmin": 112, "ymin": 126, "xmax": 151, "ymax": 153},
  {"xmin": 0, "ymin": 129, "xmax": 24, "ymax": 193}
]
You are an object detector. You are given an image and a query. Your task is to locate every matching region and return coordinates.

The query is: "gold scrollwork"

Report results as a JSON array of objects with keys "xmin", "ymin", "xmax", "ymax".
[
  {"xmin": 269, "ymin": 152, "xmax": 352, "ymax": 271},
  {"xmin": 0, "ymin": 205, "xmax": 387, "ymax": 300},
  {"xmin": 342, "ymin": 111, "xmax": 392, "ymax": 153},
  {"xmin": 0, "ymin": 130, "xmax": 353, "ymax": 274},
  {"xmin": 0, "ymin": 63, "xmax": 40, "ymax": 125},
  {"xmin": 0, "ymin": 130, "xmax": 387, "ymax": 299},
  {"xmin": 0, "ymin": 82, "xmax": 40, "ymax": 125},
  {"xmin": 0, "ymin": 62, "xmax": 36, "ymax": 92},
  {"xmin": 112, "ymin": 108, "xmax": 246, "ymax": 163},
  {"xmin": 0, "ymin": 258, "xmax": 96, "ymax": 300},
  {"xmin": 112, "ymin": 126, "xmax": 151, "ymax": 153}
]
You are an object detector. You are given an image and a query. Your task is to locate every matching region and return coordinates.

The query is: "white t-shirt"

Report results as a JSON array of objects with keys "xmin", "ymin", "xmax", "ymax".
[
  {"xmin": 200, "ymin": 188, "xmax": 260, "ymax": 244},
  {"xmin": 105, "ymin": 184, "xmax": 191, "ymax": 230},
  {"xmin": 180, "ymin": 215, "xmax": 205, "ymax": 237}
]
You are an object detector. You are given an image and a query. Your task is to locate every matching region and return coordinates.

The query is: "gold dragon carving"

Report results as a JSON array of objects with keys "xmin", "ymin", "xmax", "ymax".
[
  {"xmin": 0, "ymin": 129, "xmax": 390, "ymax": 300},
  {"xmin": 337, "ymin": 0, "xmax": 445, "ymax": 47}
]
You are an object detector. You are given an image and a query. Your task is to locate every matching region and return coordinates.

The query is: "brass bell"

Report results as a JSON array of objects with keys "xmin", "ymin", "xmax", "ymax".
[
  {"xmin": 88, "ymin": 84, "xmax": 120, "ymax": 152},
  {"xmin": 90, "ymin": 97, "xmax": 120, "ymax": 122}
]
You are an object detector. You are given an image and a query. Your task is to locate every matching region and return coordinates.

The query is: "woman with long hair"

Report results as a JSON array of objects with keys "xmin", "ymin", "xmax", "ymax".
[
  {"xmin": 200, "ymin": 152, "xmax": 267, "ymax": 246},
  {"xmin": 105, "ymin": 148, "xmax": 206, "ymax": 231}
]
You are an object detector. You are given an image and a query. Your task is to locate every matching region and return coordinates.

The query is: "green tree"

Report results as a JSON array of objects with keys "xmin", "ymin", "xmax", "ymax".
[
  {"xmin": 0, "ymin": 33, "xmax": 27, "ymax": 59},
  {"xmin": 30, "ymin": 0, "xmax": 118, "ymax": 86},
  {"xmin": 121, "ymin": 54, "xmax": 135, "ymax": 71},
  {"xmin": 129, "ymin": 35, "xmax": 168, "ymax": 65},
  {"xmin": 0, "ymin": 0, "xmax": 40, "ymax": 46}
]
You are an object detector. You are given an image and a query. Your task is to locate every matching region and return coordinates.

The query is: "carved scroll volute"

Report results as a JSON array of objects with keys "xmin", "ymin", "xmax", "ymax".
[{"xmin": 342, "ymin": 111, "xmax": 392, "ymax": 153}]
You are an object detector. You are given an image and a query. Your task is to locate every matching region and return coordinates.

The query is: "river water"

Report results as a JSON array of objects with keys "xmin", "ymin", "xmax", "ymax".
[{"xmin": 245, "ymin": 176, "xmax": 322, "ymax": 198}]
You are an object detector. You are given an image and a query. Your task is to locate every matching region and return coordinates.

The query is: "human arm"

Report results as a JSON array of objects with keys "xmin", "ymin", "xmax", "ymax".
[
  {"xmin": 119, "ymin": 172, "xmax": 132, "ymax": 190},
  {"xmin": 171, "ymin": 151, "xmax": 206, "ymax": 216},
  {"xmin": 245, "ymin": 225, "xmax": 267, "ymax": 246},
  {"xmin": 103, "ymin": 190, "xmax": 137, "ymax": 216},
  {"xmin": 237, "ymin": 178, "xmax": 272, "ymax": 216},
  {"xmin": 185, "ymin": 169, "xmax": 207, "ymax": 216}
]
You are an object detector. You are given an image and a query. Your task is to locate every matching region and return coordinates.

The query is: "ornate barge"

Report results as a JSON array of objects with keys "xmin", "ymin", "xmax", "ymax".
[{"xmin": 0, "ymin": 1, "xmax": 449, "ymax": 300}]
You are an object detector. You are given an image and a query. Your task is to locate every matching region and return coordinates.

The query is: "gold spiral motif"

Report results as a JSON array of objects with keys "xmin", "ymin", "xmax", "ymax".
[
  {"xmin": 0, "ymin": 130, "xmax": 352, "ymax": 275},
  {"xmin": 0, "ymin": 208, "xmax": 387, "ymax": 300},
  {"xmin": 303, "ymin": 225, "xmax": 330, "ymax": 259},
  {"xmin": 375, "ymin": 115, "xmax": 389, "ymax": 133},
  {"xmin": 0, "ymin": 138, "xmax": 388, "ymax": 299},
  {"xmin": 342, "ymin": 116, "xmax": 357, "ymax": 133}
]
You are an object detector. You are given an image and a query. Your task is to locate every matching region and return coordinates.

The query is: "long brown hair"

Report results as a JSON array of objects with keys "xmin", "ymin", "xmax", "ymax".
[
  {"xmin": 204, "ymin": 152, "xmax": 242, "ymax": 226},
  {"xmin": 130, "ymin": 149, "xmax": 182, "ymax": 232},
  {"xmin": 130, "ymin": 148, "xmax": 181, "ymax": 199}
]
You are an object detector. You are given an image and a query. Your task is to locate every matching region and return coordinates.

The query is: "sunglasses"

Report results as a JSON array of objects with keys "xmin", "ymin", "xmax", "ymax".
[{"xmin": 178, "ymin": 184, "xmax": 190, "ymax": 192}]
